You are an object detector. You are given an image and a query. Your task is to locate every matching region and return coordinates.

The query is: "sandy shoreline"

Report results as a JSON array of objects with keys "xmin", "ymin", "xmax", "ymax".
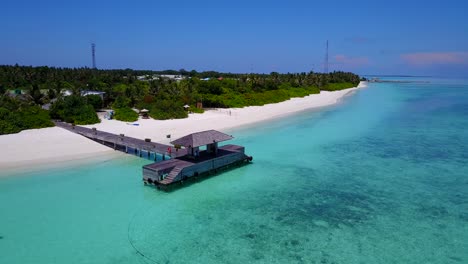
[{"xmin": 0, "ymin": 82, "xmax": 366, "ymax": 175}]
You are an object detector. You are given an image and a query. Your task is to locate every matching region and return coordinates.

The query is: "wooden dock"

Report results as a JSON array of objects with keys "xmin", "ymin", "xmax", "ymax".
[
  {"xmin": 56, "ymin": 122, "xmax": 252, "ymax": 190},
  {"xmin": 55, "ymin": 121, "xmax": 187, "ymax": 159}
]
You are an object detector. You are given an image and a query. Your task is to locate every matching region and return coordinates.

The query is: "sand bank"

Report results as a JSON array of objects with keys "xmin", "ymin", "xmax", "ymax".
[
  {"xmin": 0, "ymin": 127, "xmax": 122, "ymax": 176},
  {"xmin": 0, "ymin": 82, "xmax": 366, "ymax": 174}
]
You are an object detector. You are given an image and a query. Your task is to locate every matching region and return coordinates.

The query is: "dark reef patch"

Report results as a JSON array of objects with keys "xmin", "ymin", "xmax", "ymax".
[
  {"xmin": 270, "ymin": 187, "xmax": 380, "ymax": 228},
  {"xmin": 459, "ymin": 213, "xmax": 468, "ymax": 222},
  {"xmin": 243, "ymin": 233, "xmax": 257, "ymax": 239},
  {"xmin": 417, "ymin": 204, "xmax": 449, "ymax": 219}
]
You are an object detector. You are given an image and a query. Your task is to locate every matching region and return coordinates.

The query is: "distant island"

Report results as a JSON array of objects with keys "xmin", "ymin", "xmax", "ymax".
[
  {"xmin": 368, "ymin": 77, "xmax": 430, "ymax": 84},
  {"xmin": 365, "ymin": 75, "xmax": 432, "ymax": 78},
  {"xmin": 0, "ymin": 65, "xmax": 361, "ymax": 135}
]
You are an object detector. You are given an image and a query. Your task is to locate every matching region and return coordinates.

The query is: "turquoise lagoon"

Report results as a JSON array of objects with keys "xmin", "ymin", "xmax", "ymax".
[{"xmin": 1, "ymin": 79, "xmax": 467, "ymax": 263}]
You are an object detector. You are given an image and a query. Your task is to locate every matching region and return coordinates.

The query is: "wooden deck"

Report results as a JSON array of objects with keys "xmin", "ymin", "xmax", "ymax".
[
  {"xmin": 143, "ymin": 144, "xmax": 251, "ymax": 187},
  {"xmin": 55, "ymin": 121, "xmax": 187, "ymax": 158},
  {"xmin": 55, "ymin": 122, "xmax": 253, "ymax": 190}
]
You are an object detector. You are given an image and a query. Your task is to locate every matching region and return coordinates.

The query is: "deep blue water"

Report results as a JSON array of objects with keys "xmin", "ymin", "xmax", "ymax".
[{"xmin": 1, "ymin": 78, "xmax": 467, "ymax": 263}]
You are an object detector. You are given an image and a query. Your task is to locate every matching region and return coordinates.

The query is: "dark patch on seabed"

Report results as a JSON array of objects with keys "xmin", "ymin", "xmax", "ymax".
[
  {"xmin": 324, "ymin": 131, "xmax": 465, "ymax": 164},
  {"xmin": 243, "ymin": 233, "xmax": 256, "ymax": 239},
  {"xmin": 293, "ymin": 166, "xmax": 318, "ymax": 178},
  {"xmin": 416, "ymin": 204, "xmax": 449, "ymax": 219},
  {"xmin": 0, "ymin": 235, "xmax": 3, "ymax": 239},
  {"xmin": 264, "ymin": 162, "xmax": 399, "ymax": 229},
  {"xmin": 272, "ymin": 184, "xmax": 393, "ymax": 228},
  {"xmin": 449, "ymin": 256, "xmax": 464, "ymax": 262},
  {"xmin": 297, "ymin": 192, "xmax": 371, "ymax": 227},
  {"xmin": 458, "ymin": 212, "xmax": 468, "ymax": 222}
]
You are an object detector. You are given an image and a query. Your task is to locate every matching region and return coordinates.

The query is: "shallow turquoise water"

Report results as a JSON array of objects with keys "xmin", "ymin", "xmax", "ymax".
[{"xmin": 1, "ymin": 79, "xmax": 467, "ymax": 263}]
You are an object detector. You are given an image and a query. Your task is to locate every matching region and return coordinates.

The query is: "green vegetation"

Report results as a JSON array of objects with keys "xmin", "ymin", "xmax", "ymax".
[
  {"xmin": 50, "ymin": 95, "xmax": 100, "ymax": 125},
  {"xmin": 85, "ymin": 94, "xmax": 103, "ymax": 110},
  {"xmin": 0, "ymin": 97, "xmax": 54, "ymax": 135},
  {"xmin": 190, "ymin": 106, "xmax": 204, "ymax": 114},
  {"xmin": 149, "ymin": 100, "xmax": 188, "ymax": 120},
  {"xmin": 113, "ymin": 107, "xmax": 138, "ymax": 122},
  {"xmin": 0, "ymin": 65, "xmax": 361, "ymax": 134},
  {"xmin": 202, "ymin": 84, "xmax": 321, "ymax": 108},
  {"xmin": 323, "ymin": 82, "xmax": 356, "ymax": 91}
]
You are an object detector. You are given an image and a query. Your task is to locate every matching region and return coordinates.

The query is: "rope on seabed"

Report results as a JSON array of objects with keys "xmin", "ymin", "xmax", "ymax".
[{"xmin": 127, "ymin": 208, "xmax": 164, "ymax": 264}]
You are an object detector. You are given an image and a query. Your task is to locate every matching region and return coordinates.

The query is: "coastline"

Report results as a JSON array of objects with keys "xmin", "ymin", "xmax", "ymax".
[
  {"xmin": 0, "ymin": 127, "xmax": 122, "ymax": 177},
  {"xmin": 0, "ymin": 82, "xmax": 366, "ymax": 175}
]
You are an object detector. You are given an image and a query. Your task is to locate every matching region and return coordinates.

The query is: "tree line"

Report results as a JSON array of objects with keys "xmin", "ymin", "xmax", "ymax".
[{"xmin": 0, "ymin": 65, "xmax": 362, "ymax": 134}]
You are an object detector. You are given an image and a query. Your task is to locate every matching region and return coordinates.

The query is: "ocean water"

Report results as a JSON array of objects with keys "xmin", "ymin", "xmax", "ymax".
[{"xmin": 1, "ymin": 78, "xmax": 467, "ymax": 264}]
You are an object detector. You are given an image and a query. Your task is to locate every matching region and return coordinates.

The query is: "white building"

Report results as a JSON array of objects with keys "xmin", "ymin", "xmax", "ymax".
[{"xmin": 81, "ymin": 90, "xmax": 106, "ymax": 100}]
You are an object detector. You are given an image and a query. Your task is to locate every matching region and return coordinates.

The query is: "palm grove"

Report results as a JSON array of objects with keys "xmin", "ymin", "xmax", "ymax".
[{"xmin": 0, "ymin": 65, "xmax": 362, "ymax": 135}]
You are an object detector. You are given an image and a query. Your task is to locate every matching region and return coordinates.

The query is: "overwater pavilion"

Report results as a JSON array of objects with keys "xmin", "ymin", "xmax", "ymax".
[
  {"xmin": 170, "ymin": 130, "xmax": 233, "ymax": 158},
  {"xmin": 54, "ymin": 121, "xmax": 252, "ymax": 188},
  {"xmin": 142, "ymin": 129, "xmax": 251, "ymax": 187}
]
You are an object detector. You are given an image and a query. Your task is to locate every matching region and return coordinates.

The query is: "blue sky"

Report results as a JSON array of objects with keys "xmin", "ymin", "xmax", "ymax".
[{"xmin": 2, "ymin": 0, "xmax": 467, "ymax": 76}]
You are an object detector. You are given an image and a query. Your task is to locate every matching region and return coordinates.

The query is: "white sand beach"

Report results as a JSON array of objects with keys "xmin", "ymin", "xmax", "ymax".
[{"xmin": 0, "ymin": 82, "xmax": 366, "ymax": 174}]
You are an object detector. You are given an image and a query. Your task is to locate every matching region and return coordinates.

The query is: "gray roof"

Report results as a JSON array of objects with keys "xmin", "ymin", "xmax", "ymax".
[
  {"xmin": 170, "ymin": 130, "xmax": 233, "ymax": 148},
  {"xmin": 81, "ymin": 90, "xmax": 106, "ymax": 96},
  {"xmin": 42, "ymin": 103, "xmax": 51, "ymax": 110}
]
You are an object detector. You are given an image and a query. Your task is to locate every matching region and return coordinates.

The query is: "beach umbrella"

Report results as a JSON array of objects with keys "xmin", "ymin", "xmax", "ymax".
[
  {"xmin": 140, "ymin": 109, "xmax": 149, "ymax": 112},
  {"xmin": 183, "ymin": 105, "xmax": 190, "ymax": 108}
]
